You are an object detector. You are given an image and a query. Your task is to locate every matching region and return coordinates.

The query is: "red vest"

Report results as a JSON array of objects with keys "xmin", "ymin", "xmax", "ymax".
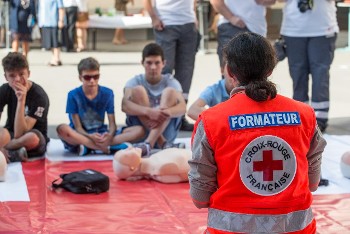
[{"xmin": 200, "ymin": 93, "xmax": 316, "ymax": 233}]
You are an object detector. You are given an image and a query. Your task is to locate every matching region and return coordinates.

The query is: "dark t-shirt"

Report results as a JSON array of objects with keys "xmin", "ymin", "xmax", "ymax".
[{"xmin": 0, "ymin": 82, "xmax": 50, "ymax": 142}]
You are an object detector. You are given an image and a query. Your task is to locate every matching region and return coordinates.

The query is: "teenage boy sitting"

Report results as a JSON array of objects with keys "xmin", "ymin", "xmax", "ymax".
[
  {"xmin": 0, "ymin": 52, "xmax": 50, "ymax": 162},
  {"xmin": 57, "ymin": 57, "xmax": 144, "ymax": 156},
  {"xmin": 122, "ymin": 43, "xmax": 186, "ymax": 157}
]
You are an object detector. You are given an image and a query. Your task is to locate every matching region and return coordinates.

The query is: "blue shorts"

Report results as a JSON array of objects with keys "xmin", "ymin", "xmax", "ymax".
[
  {"xmin": 126, "ymin": 116, "xmax": 182, "ymax": 147},
  {"xmin": 62, "ymin": 127, "xmax": 126, "ymax": 153}
]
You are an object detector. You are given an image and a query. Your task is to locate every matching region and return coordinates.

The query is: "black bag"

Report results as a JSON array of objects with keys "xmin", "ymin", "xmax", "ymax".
[{"xmin": 52, "ymin": 169, "xmax": 109, "ymax": 194}]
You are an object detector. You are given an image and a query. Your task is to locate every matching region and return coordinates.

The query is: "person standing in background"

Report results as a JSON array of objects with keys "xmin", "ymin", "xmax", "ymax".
[
  {"xmin": 9, "ymin": 0, "xmax": 37, "ymax": 57},
  {"xmin": 279, "ymin": 0, "xmax": 339, "ymax": 133},
  {"xmin": 75, "ymin": 0, "xmax": 88, "ymax": 52},
  {"xmin": 210, "ymin": 0, "xmax": 276, "ymax": 76},
  {"xmin": 0, "ymin": 0, "xmax": 6, "ymax": 48},
  {"xmin": 62, "ymin": 0, "xmax": 78, "ymax": 52},
  {"xmin": 38, "ymin": 0, "xmax": 65, "ymax": 66},
  {"xmin": 143, "ymin": 0, "xmax": 198, "ymax": 131},
  {"xmin": 113, "ymin": 0, "xmax": 134, "ymax": 45}
]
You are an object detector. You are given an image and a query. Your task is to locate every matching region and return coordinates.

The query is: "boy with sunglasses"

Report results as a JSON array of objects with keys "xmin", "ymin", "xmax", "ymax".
[
  {"xmin": 57, "ymin": 57, "xmax": 144, "ymax": 156},
  {"xmin": 0, "ymin": 52, "xmax": 50, "ymax": 162}
]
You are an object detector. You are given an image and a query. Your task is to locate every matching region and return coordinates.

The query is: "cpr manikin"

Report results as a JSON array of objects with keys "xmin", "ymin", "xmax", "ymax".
[
  {"xmin": 341, "ymin": 151, "xmax": 350, "ymax": 179},
  {"xmin": 0, "ymin": 151, "xmax": 7, "ymax": 182},
  {"xmin": 113, "ymin": 147, "xmax": 192, "ymax": 183}
]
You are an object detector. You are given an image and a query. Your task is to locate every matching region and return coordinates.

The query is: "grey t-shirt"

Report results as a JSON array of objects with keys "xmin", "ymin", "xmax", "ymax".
[{"xmin": 124, "ymin": 73, "xmax": 183, "ymax": 107}]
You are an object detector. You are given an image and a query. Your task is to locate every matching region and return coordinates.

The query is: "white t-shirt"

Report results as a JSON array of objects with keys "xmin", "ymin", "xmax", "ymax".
[
  {"xmin": 217, "ymin": 0, "xmax": 267, "ymax": 37},
  {"xmin": 281, "ymin": 0, "xmax": 339, "ymax": 37},
  {"xmin": 62, "ymin": 0, "xmax": 78, "ymax": 7},
  {"xmin": 154, "ymin": 0, "xmax": 196, "ymax": 26},
  {"xmin": 76, "ymin": 0, "xmax": 88, "ymax": 12}
]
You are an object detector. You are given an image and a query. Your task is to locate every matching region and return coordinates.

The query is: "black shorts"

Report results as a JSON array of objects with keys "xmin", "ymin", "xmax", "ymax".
[{"xmin": 8, "ymin": 129, "xmax": 48, "ymax": 158}]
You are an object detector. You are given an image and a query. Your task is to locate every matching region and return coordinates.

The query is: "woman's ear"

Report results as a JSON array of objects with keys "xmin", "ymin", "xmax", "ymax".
[{"xmin": 225, "ymin": 64, "xmax": 239, "ymax": 88}]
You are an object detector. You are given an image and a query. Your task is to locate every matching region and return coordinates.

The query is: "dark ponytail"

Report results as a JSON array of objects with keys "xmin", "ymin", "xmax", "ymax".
[{"xmin": 245, "ymin": 80, "xmax": 277, "ymax": 102}]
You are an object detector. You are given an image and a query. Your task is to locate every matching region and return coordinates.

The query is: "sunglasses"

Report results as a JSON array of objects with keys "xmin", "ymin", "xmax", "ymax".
[{"xmin": 81, "ymin": 74, "xmax": 100, "ymax": 81}]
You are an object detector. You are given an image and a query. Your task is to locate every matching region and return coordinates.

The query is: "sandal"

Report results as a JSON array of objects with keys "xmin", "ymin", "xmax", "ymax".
[{"xmin": 48, "ymin": 61, "xmax": 62, "ymax": 66}]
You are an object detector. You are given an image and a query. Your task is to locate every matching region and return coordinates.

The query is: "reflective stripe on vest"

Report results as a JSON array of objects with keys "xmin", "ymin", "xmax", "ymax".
[{"xmin": 208, "ymin": 207, "xmax": 313, "ymax": 233}]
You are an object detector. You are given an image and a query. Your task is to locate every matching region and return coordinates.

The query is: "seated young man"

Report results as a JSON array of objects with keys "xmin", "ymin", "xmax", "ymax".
[
  {"xmin": 0, "ymin": 52, "xmax": 50, "ymax": 162},
  {"xmin": 188, "ymin": 73, "xmax": 234, "ymax": 121},
  {"xmin": 122, "ymin": 43, "xmax": 186, "ymax": 157},
  {"xmin": 56, "ymin": 57, "xmax": 144, "ymax": 156}
]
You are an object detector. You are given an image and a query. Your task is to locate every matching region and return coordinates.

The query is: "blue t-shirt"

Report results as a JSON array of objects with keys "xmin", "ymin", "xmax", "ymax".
[
  {"xmin": 66, "ymin": 86, "xmax": 114, "ymax": 133},
  {"xmin": 199, "ymin": 79, "xmax": 230, "ymax": 107}
]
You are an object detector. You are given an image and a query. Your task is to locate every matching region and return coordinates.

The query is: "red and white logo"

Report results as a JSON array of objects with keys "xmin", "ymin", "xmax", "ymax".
[{"xmin": 240, "ymin": 135, "xmax": 296, "ymax": 196}]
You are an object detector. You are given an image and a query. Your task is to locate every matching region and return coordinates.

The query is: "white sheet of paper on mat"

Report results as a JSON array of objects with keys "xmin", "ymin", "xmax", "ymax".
[
  {"xmin": 312, "ymin": 134, "xmax": 350, "ymax": 195},
  {"xmin": 0, "ymin": 163, "xmax": 30, "ymax": 202},
  {"xmin": 46, "ymin": 139, "xmax": 113, "ymax": 162}
]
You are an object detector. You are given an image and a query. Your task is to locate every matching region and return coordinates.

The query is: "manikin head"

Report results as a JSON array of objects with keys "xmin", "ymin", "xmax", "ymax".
[
  {"xmin": 341, "ymin": 151, "xmax": 350, "ymax": 179},
  {"xmin": 113, "ymin": 147, "xmax": 142, "ymax": 179},
  {"xmin": 0, "ymin": 151, "xmax": 7, "ymax": 182}
]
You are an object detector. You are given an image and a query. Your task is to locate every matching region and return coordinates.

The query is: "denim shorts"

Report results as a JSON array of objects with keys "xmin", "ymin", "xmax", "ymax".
[{"xmin": 126, "ymin": 116, "xmax": 182, "ymax": 147}]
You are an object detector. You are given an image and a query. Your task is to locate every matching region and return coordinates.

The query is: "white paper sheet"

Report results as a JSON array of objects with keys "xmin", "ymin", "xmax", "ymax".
[
  {"xmin": 46, "ymin": 139, "xmax": 114, "ymax": 162},
  {"xmin": 313, "ymin": 134, "xmax": 350, "ymax": 195},
  {"xmin": 0, "ymin": 162, "xmax": 30, "ymax": 202}
]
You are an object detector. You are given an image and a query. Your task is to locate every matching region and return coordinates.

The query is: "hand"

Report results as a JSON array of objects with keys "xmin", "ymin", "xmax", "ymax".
[
  {"xmin": 152, "ymin": 17, "xmax": 164, "ymax": 31},
  {"xmin": 96, "ymin": 132, "xmax": 112, "ymax": 151},
  {"xmin": 148, "ymin": 108, "xmax": 170, "ymax": 122},
  {"xmin": 229, "ymin": 16, "xmax": 246, "ymax": 29},
  {"xmin": 145, "ymin": 119, "xmax": 161, "ymax": 129},
  {"xmin": 89, "ymin": 132, "xmax": 103, "ymax": 144},
  {"xmin": 13, "ymin": 81, "xmax": 27, "ymax": 103},
  {"xmin": 58, "ymin": 20, "xmax": 64, "ymax": 29}
]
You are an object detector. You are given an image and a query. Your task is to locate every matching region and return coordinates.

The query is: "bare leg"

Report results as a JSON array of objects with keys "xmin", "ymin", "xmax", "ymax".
[
  {"xmin": 22, "ymin": 41, "xmax": 29, "ymax": 57},
  {"xmin": 56, "ymin": 124, "xmax": 108, "ymax": 152},
  {"xmin": 12, "ymin": 39, "xmax": 19, "ymax": 52},
  {"xmin": 52, "ymin": 47, "xmax": 61, "ymax": 64},
  {"xmin": 81, "ymin": 28, "xmax": 87, "ymax": 50},
  {"xmin": 0, "ymin": 128, "xmax": 11, "ymax": 149},
  {"xmin": 112, "ymin": 126, "xmax": 145, "ymax": 144},
  {"xmin": 113, "ymin": 28, "xmax": 127, "ymax": 44},
  {"xmin": 4, "ymin": 132, "xmax": 40, "ymax": 151},
  {"xmin": 76, "ymin": 27, "xmax": 85, "ymax": 51}
]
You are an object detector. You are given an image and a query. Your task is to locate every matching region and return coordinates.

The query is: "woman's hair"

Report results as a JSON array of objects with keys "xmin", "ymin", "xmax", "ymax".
[{"xmin": 223, "ymin": 32, "xmax": 278, "ymax": 102}]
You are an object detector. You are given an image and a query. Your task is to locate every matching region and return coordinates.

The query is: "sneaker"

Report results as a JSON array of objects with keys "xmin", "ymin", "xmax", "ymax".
[
  {"xmin": 317, "ymin": 121, "xmax": 327, "ymax": 133},
  {"xmin": 78, "ymin": 145, "xmax": 91, "ymax": 156},
  {"xmin": 133, "ymin": 142, "xmax": 151, "ymax": 157},
  {"xmin": 8, "ymin": 147, "xmax": 28, "ymax": 162},
  {"xmin": 162, "ymin": 142, "xmax": 186, "ymax": 149},
  {"xmin": 180, "ymin": 116, "xmax": 194, "ymax": 132},
  {"xmin": 109, "ymin": 142, "xmax": 131, "ymax": 154},
  {"xmin": 318, "ymin": 178, "xmax": 329, "ymax": 186}
]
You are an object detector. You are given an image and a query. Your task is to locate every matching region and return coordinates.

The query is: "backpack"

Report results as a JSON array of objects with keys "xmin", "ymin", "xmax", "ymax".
[{"xmin": 52, "ymin": 169, "xmax": 110, "ymax": 194}]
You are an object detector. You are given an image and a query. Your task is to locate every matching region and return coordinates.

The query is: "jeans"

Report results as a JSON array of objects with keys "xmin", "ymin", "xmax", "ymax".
[
  {"xmin": 283, "ymin": 34, "xmax": 337, "ymax": 126},
  {"xmin": 154, "ymin": 23, "xmax": 198, "ymax": 100}
]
